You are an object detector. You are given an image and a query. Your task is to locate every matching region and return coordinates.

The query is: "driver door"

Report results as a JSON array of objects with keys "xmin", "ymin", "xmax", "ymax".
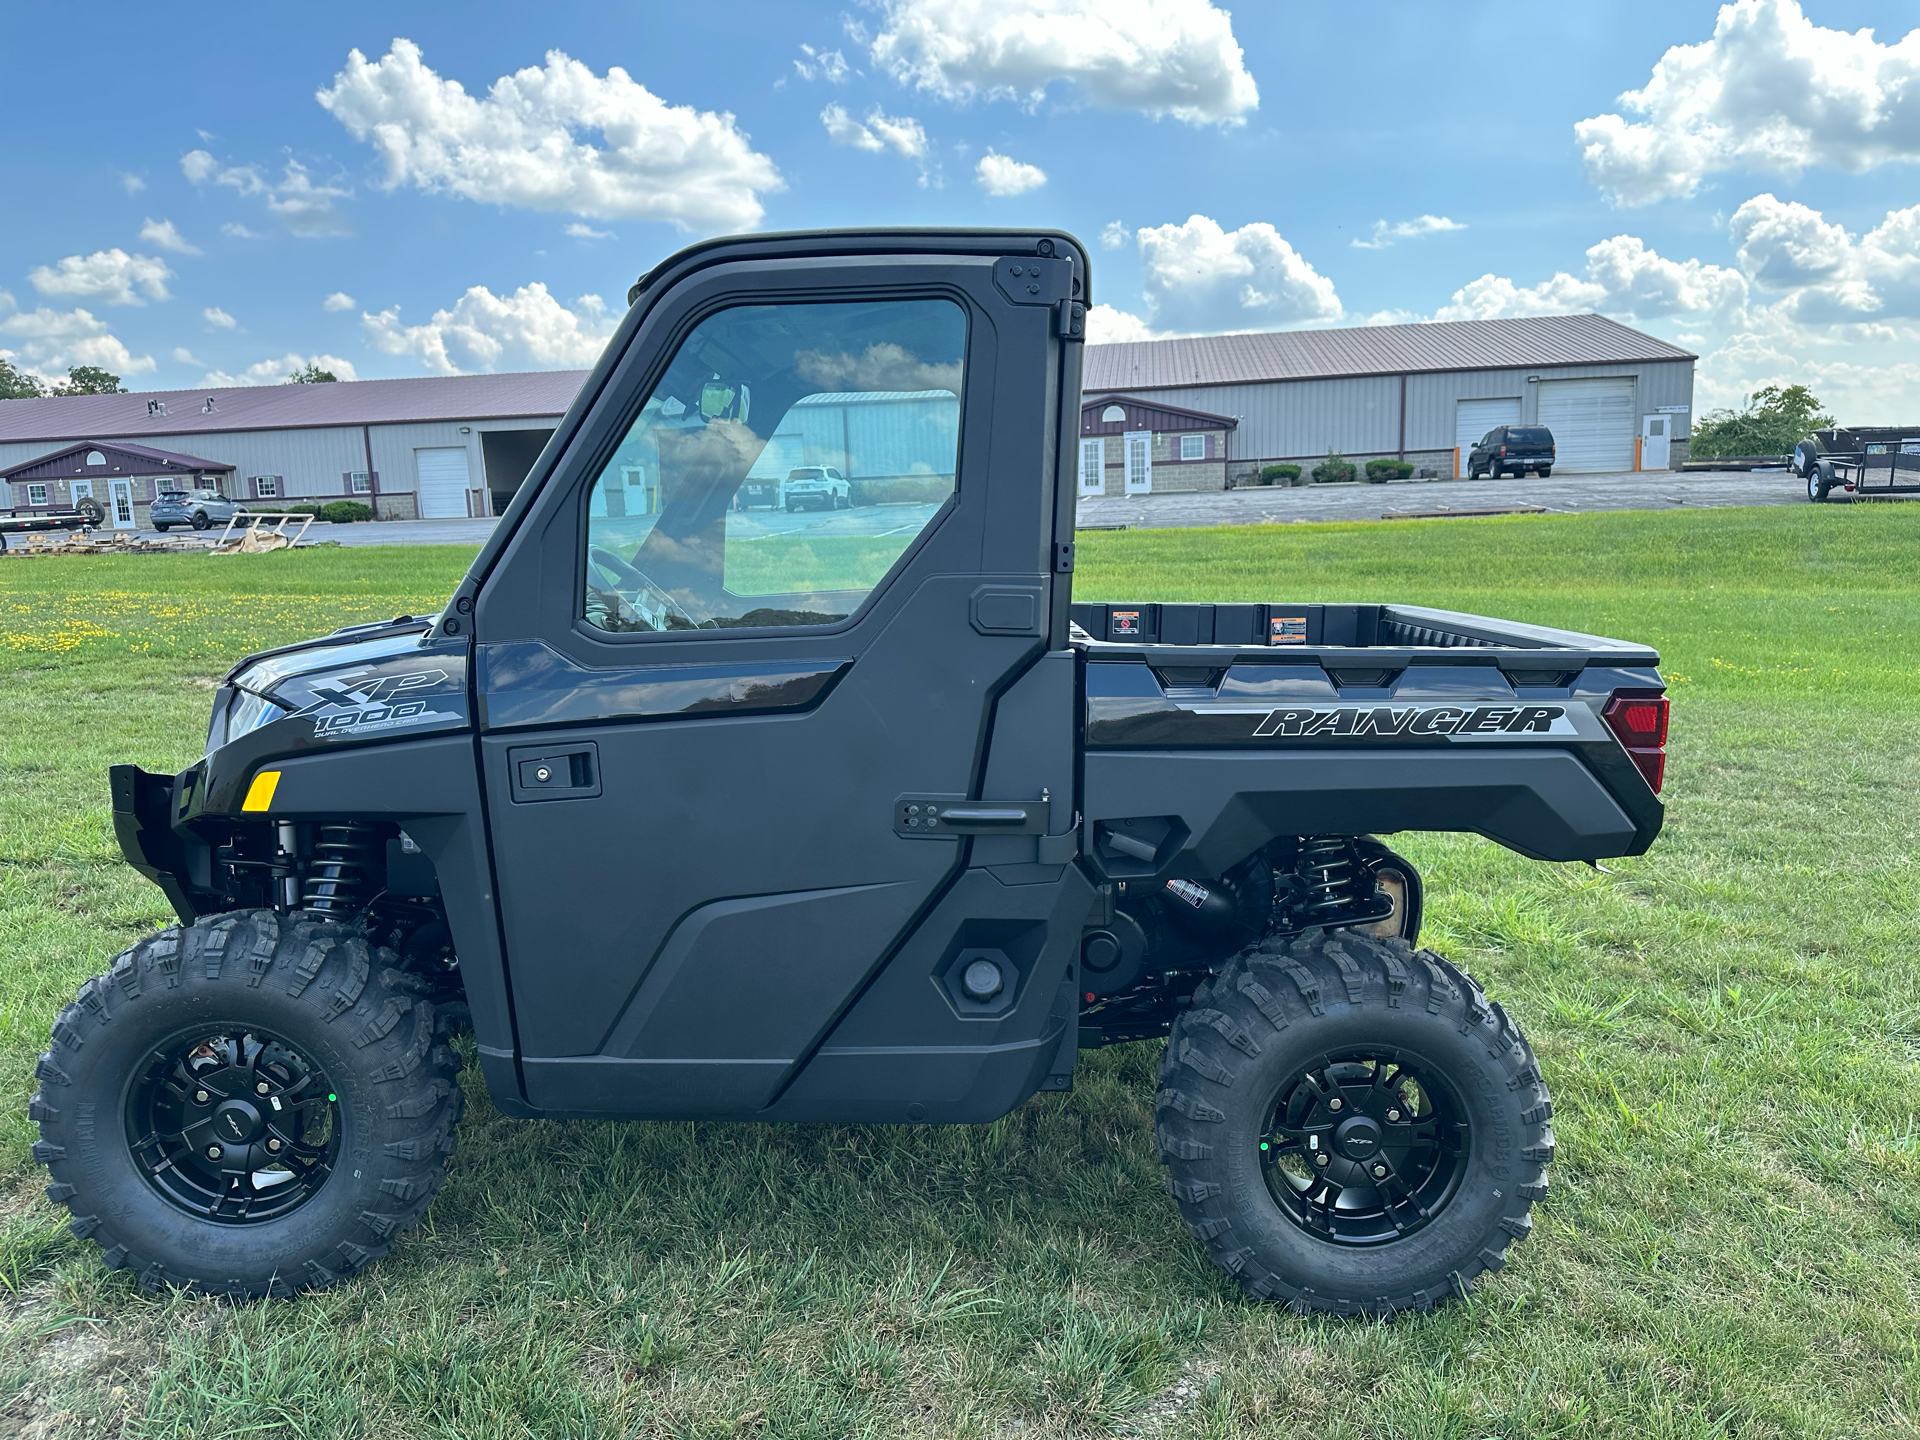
[{"xmin": 469, "ymin": 235, "xmax": 1085, "ymax": 1117}]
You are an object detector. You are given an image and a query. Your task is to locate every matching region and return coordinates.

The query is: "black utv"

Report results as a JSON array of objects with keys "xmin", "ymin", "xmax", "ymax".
[{"xmin": 34, "ymin": 230, "xmax": 1669, "ymax": 1317}]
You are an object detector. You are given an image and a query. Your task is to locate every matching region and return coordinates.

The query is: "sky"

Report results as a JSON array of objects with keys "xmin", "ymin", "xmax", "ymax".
[{"xmin": 3, "ymin": 0, "xmax": 1918, "ymax": 419}]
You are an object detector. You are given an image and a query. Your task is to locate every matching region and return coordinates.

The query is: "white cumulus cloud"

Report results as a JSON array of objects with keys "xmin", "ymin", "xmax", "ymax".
[
  {"xmin": 1435, "ymin": 234, "xmax": 1747, "ymax": 322},
  {"xmin": 1729, "ymin": 193, "xmax": 1920, "ymax": 321},
  {"xmin": 28, "ymin": 250, "xmax": 174, "ymax": 305},
  {"xmin": 362, "ymin": 282, "xmax": 617, "ymax": 374},
  {"xmin": 222, "ymin": 222, "xmax": 264, "ymax": 240},
  {"xmin": 201, "ymin": 352, "xmax": 360, "ymax": 388},
  {"xmin": 1100, "ymin": 221, "xmax": 1131, "ymax": 250},
  {"xmin": 322, "ymin": 291, "xmax": 356, "ymax": 312},
  {"xmin": 1575, "ymin": 0, "xmax": 1920, "ymax": 205},
  {"xmin": 317, "ymin": 38, "xmax": 781, "ymax": 232},
  {"xmin": 793, "ymin": 44, "xmax": 851, "ymax": 84},
  {"xmin": 1352, "ymin": 214, "xmax": 1465, "ymax": 250},
  {"xmin": 564, "ymin": 222, "xmax": 614, "ymax": 240},
  {"xmin": 1083, "ymin": 303, "xmax": 1161, "ymax": 343},
  {"xmin": 975, "ymin": 150, "xmax": 1046, "ymax": 196},
  {"xmin": 0, "ymin": 306, "xmax": 155, "ymax": 377},
  {"xmin": 870, "ymin": 0, "xmax": 1257, "ymax": 125},
  {"xmin": 820, "ymin": 103, "xmax": 928, "ymax": 158},
  {"xmin": 1134, "ymin": 214, "xmax": 1342, "ymax": 333},
  {"xmin": 181, "ymin": 151, "xmax": 353, "ymax": 237},
  {"xmin": 203, "ymin": 306, "xmax": 238, "ymax": 329},
  {"xmin": 139, "ymin": 218, "xmax": 200, "ymax": 255}
]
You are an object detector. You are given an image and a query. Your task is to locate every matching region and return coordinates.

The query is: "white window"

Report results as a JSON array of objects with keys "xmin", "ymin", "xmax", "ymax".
[
  {"xmin": 84, "ymin": 450, "xmax": 106, "ymax": 467},
  {"xmin": 1179, "ymin": 434, "xmax": 1205, "ymax": 461},
  {"xmin": 254, "ymin": 475, "xmax": 279, "ymax": 498},
  {"xmin": 1101, "ymin": 404, "xmax": 1127, "ymax": 423},
  {"xmin": 27, "ymin": 483, "xmax": 48, "ymax": 505},
  {"xmin": 1078, "ymin": 438, "xmax": 1104, "ymax": 496},
  {"xmin": 348, "ymin": 471, "xmax": 373, "ymax": 494},
  {"xmin": 1124, "ymin": 431, "xmax": 1153, "ymax": 494}
]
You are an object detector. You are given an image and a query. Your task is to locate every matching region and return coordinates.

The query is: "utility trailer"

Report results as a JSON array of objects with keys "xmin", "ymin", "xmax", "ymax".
[
  {"xmin": 32, "ymin": 228, "xmax": 1669, "ymax": 1317},
  {"xmin": 0, "ymin": 499, "xmax": 105, "ymax": 549},
  {"xmin": 1795, "ymin": 426, "xmax": 1920, "ymax": 502}
]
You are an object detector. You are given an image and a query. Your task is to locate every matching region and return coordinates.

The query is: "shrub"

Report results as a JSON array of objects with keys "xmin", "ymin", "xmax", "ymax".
[
  {"xmin": 1311, "ymin": 452, "xmax": 1356, "ymax": 484},
  {"xmin": 1690, "ymin": 384, "xmax": 1831, "ymax": 459},
  {"xmin": 850, "ymin": 476, "xmax": 954, "ymax": 506},
  {"xmin": 275, "ymin": 501, "xmax": 324, "ymax": 517},
  {"xmin": 1364, "ymin": 459, "xmax": 1414, "ymax": 483},
  {"xmin": 1256, "ymin": 464, "xmax": 1302, "ymax": 486},
  {"xmin": 318, "ymin": 501, "xmax": 375, "ymax": 523}
]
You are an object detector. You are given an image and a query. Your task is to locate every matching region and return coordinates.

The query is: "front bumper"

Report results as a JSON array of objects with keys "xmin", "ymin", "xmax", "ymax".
[{"xmin": 109, "ymin": 764, "xmax": 206, "ymax": 923}]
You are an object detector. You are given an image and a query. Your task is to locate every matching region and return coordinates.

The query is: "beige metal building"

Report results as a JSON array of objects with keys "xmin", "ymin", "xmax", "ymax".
[
  {"xmin": 1083, "ymin": 313, "xmax": 1697, "ymax": 483},
  {"xmin": 0, "ymin": 372, "xmax": 582, "ymax": 525}
]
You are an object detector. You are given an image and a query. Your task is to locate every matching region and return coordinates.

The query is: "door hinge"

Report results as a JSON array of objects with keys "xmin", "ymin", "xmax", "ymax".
[
  {"xmin": 1053, "ymin": 540, "xmax": 1075, "ymax": 573},
  {"xmin": 1054, "ymin": 299, "xmax": 1085, "ymax": 340}
]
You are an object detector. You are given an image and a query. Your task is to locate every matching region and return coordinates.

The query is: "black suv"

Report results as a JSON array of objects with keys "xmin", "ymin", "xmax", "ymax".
[{"xmin": 1469, "ymin": 426, "xmax": 1555, "ymax": 478}]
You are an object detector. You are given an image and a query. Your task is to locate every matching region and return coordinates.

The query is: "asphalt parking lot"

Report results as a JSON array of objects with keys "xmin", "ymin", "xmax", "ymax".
[
  {"xmin": 1074, "ymin": 467, "xmax": 1818, "ymax": 529},
  {"xmin": 87, "ymin": 468, "xmax": 1861, "ymax": 549}
]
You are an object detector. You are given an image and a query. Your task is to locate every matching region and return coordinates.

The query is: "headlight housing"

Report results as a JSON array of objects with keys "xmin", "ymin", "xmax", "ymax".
[{"xmin": 208, "ymin": 688, "xmax": 288, "ymax": 752}]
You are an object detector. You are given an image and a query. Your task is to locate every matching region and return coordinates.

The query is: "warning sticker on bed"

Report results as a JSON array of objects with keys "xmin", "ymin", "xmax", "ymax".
[
  {"xmin": 1269, "ymin": 615, "xmax": 1308, "ymax": 645},
  {"xmin": 1111, "ymin": 610, "xmax": 1142, "ymax": 637}
]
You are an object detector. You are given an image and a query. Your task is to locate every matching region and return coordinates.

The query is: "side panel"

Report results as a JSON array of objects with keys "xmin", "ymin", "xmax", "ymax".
[{"xmin": 1084, "ymin": 748, "xmax": 1639, "ymax": 868}]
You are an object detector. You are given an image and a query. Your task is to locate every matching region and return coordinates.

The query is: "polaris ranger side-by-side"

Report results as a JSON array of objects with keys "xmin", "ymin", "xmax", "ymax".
[{"xmin": 33, "ymin": 231, "xmax": 1668, "ymax": 1316}]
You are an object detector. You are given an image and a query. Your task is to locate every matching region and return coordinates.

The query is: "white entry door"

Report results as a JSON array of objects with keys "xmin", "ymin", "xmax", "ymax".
[
  {"xmin": 1538, "ymin": 377, "xmax": 1636, "ymax": 473},
  {"xmin": 1456, "ymin": 398, "xmax": 1520, "ymax": 476},
  {"xmin": 108, "ymin": 479, "xmax": 136, "ymax": 529},
  {"xmin": 1123, "ymin": 431, "xmax": 1152, "ymax": 494},
  {"xmin": 1078, "ymin": 438, "xmax": 1105, "ymax": 497},
  {"xmin": 415, "ymin": 447, "xmax": 473, "ymax": 518},
  {"xmin": 1641, "ymin": 414, "xmax": 1671, "ymax": 470}
]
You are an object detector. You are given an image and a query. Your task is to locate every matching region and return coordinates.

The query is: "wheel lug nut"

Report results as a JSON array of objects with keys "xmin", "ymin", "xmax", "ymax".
[
  {"xmin": 194, "ymin": 1090, "xmax": 209, "ymax": 1104},
  {"xmin": 206, "ymin": 1145, "xmax": 223, "ymax": 1160},
  {"xmin": 1314, "ymin": 1152, "xmax": 1330, "ymax": 1167},
  {"xmin": 1328, "ymin": 1098, "xmax": 1343, "ymax": 1111},
  {"xmin": 1372, "ymin": 1164, "xmax": 1387, "ymax": 1179},
  {"xmin": 256, "ymin": 1081, "xmax": 270, "ymax": 1095},
  {"xmin": 266, "ymin": 1138, "xmax": 282, "ymax": 1152}
]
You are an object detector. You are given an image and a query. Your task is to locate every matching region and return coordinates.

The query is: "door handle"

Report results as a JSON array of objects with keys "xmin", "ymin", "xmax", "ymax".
[
  {"xmin": 895, "ymin": 793, "xmax": 1050, "ymax": 836},
  {"xmin": 507, "ymin": 741, "xmax": 601, "ymax": 803}
]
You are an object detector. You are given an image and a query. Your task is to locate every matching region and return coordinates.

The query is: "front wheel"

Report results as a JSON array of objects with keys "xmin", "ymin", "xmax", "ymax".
[
  {"xmin": 31, "ymin": 911, "xmax": 463, "ymax": 1297},
  {"xmin": 1156, "ymin": 930, "xmax": 1551, "ymax": 1316}
]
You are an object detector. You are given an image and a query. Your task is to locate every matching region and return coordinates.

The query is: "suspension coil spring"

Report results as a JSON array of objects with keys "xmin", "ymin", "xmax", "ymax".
[
  {"xmin": 302, "ymin": 823, "xmax": 378, "ymax": 916},
  {"xmin": 1298, "ymin": 836, "xmax": 1360, "ymax": 920}
]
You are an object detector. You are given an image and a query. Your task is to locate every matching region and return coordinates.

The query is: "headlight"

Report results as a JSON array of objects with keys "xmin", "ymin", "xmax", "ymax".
[{"xmin": 208, "ymin": 689, "xmax": 288, "ymax": 752}]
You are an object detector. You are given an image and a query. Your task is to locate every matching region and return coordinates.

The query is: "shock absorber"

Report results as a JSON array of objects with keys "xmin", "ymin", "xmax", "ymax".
[
  {"xmin": 1297, "ymin": 836, "xmax": 1360, "ymax": 921},
  {"xmin": 302, "ymin": 823, "xmax": 378, "ymax": 916}
]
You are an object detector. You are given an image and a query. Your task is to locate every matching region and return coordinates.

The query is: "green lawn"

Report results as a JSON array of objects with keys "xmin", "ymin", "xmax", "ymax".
[{"xmin": 1, "ymin": 505, "xmax": 1917, "ymax": 1438}]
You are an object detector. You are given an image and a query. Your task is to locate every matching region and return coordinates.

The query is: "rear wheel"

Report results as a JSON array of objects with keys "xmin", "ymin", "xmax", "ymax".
[
  {"xmin": 1536, "ymin": 467, "xmax": 1551, "ymax": 477},
  {"xmin": 153, "ymin": 523, "xmax": 171, "ymax": 533},
  {"xmin": 191, "ymin": 512, "xmax": 211, "ymax": 531},
  {"xmin": 31, "ymin": 910, "xmax": 463, "ymax": 1297},
  {"xmin": 1156, "ymin": 929, "xmax": 1551, "ymax": 1316}
]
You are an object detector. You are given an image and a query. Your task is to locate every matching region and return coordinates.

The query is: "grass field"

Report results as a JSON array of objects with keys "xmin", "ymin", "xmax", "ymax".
[{"xmin": 1, "ymin": 505, "xmax": 1917, "ymax": 1438}]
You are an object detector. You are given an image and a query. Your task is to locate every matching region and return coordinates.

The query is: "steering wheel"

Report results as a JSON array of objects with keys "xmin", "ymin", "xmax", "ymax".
[{"xmin": 587, "ymin": 545, "xmax": 698, "ymax": 631}]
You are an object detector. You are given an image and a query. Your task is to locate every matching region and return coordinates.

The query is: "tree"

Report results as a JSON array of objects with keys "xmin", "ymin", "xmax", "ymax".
[
  {"xmin": 0, "ymin": 358, "xmax": 46, "ymax": 399},
  {"xmin": 1689, "ymin": 384, "xmax": 1833, "ymax": 459},
  {"xmin": 52, "ymin": 366, "xmax": 128, "ymax": 396},
  {"xmin": 286, "ymin": 362, "xmax": 339, "ymax": 384}
]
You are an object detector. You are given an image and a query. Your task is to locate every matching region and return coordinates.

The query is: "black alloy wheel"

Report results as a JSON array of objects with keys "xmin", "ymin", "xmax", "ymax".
[
  {"xmin": 1258, "ymin": 1051, "xmax": 1468, "ymax": 1247},
  {"xmin": 191, "ymin": 511, "xmax": 211, "ymax": 530},
  {"xmin": 127, "ymin": 1025, "xmax": 341, "ymax": 1225},
  {"xmin": 1156, "ymin": 928, "xmax": 1553, "ymax": 1316}
]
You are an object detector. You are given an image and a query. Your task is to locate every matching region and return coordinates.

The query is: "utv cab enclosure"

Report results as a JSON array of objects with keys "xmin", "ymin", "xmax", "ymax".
[{"xmin": 37, "ymin": 229, "xmax": 1668, "ymax": 1317}]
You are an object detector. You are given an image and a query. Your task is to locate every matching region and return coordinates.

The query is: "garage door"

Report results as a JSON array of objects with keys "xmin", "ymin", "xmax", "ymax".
[
  {"xmin": 1537, "ymin": 378, "xmax": 1635, "ymax": 473},
  {"xmin": 415, "ymin": 447, "xmax": 473, "ymax": 518},
  {"xmin": 1456, "ymin": 398, "xmax": 1520, "ymax": 474}
]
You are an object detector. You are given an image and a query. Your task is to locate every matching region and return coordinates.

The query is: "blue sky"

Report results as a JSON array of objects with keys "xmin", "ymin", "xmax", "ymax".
[{"xmin": 4, "ymin": 1, "xmax": 1917, "ymax": 418}]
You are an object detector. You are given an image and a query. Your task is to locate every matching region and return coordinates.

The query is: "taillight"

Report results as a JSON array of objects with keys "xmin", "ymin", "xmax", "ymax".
[
  {"xmin": 1603, "ymin": 692, "xmax": 1669, "ymax": 793},
  {"xmin": 1499, "ymin": 446, "xmax": 1507, "ymax": 456}
]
